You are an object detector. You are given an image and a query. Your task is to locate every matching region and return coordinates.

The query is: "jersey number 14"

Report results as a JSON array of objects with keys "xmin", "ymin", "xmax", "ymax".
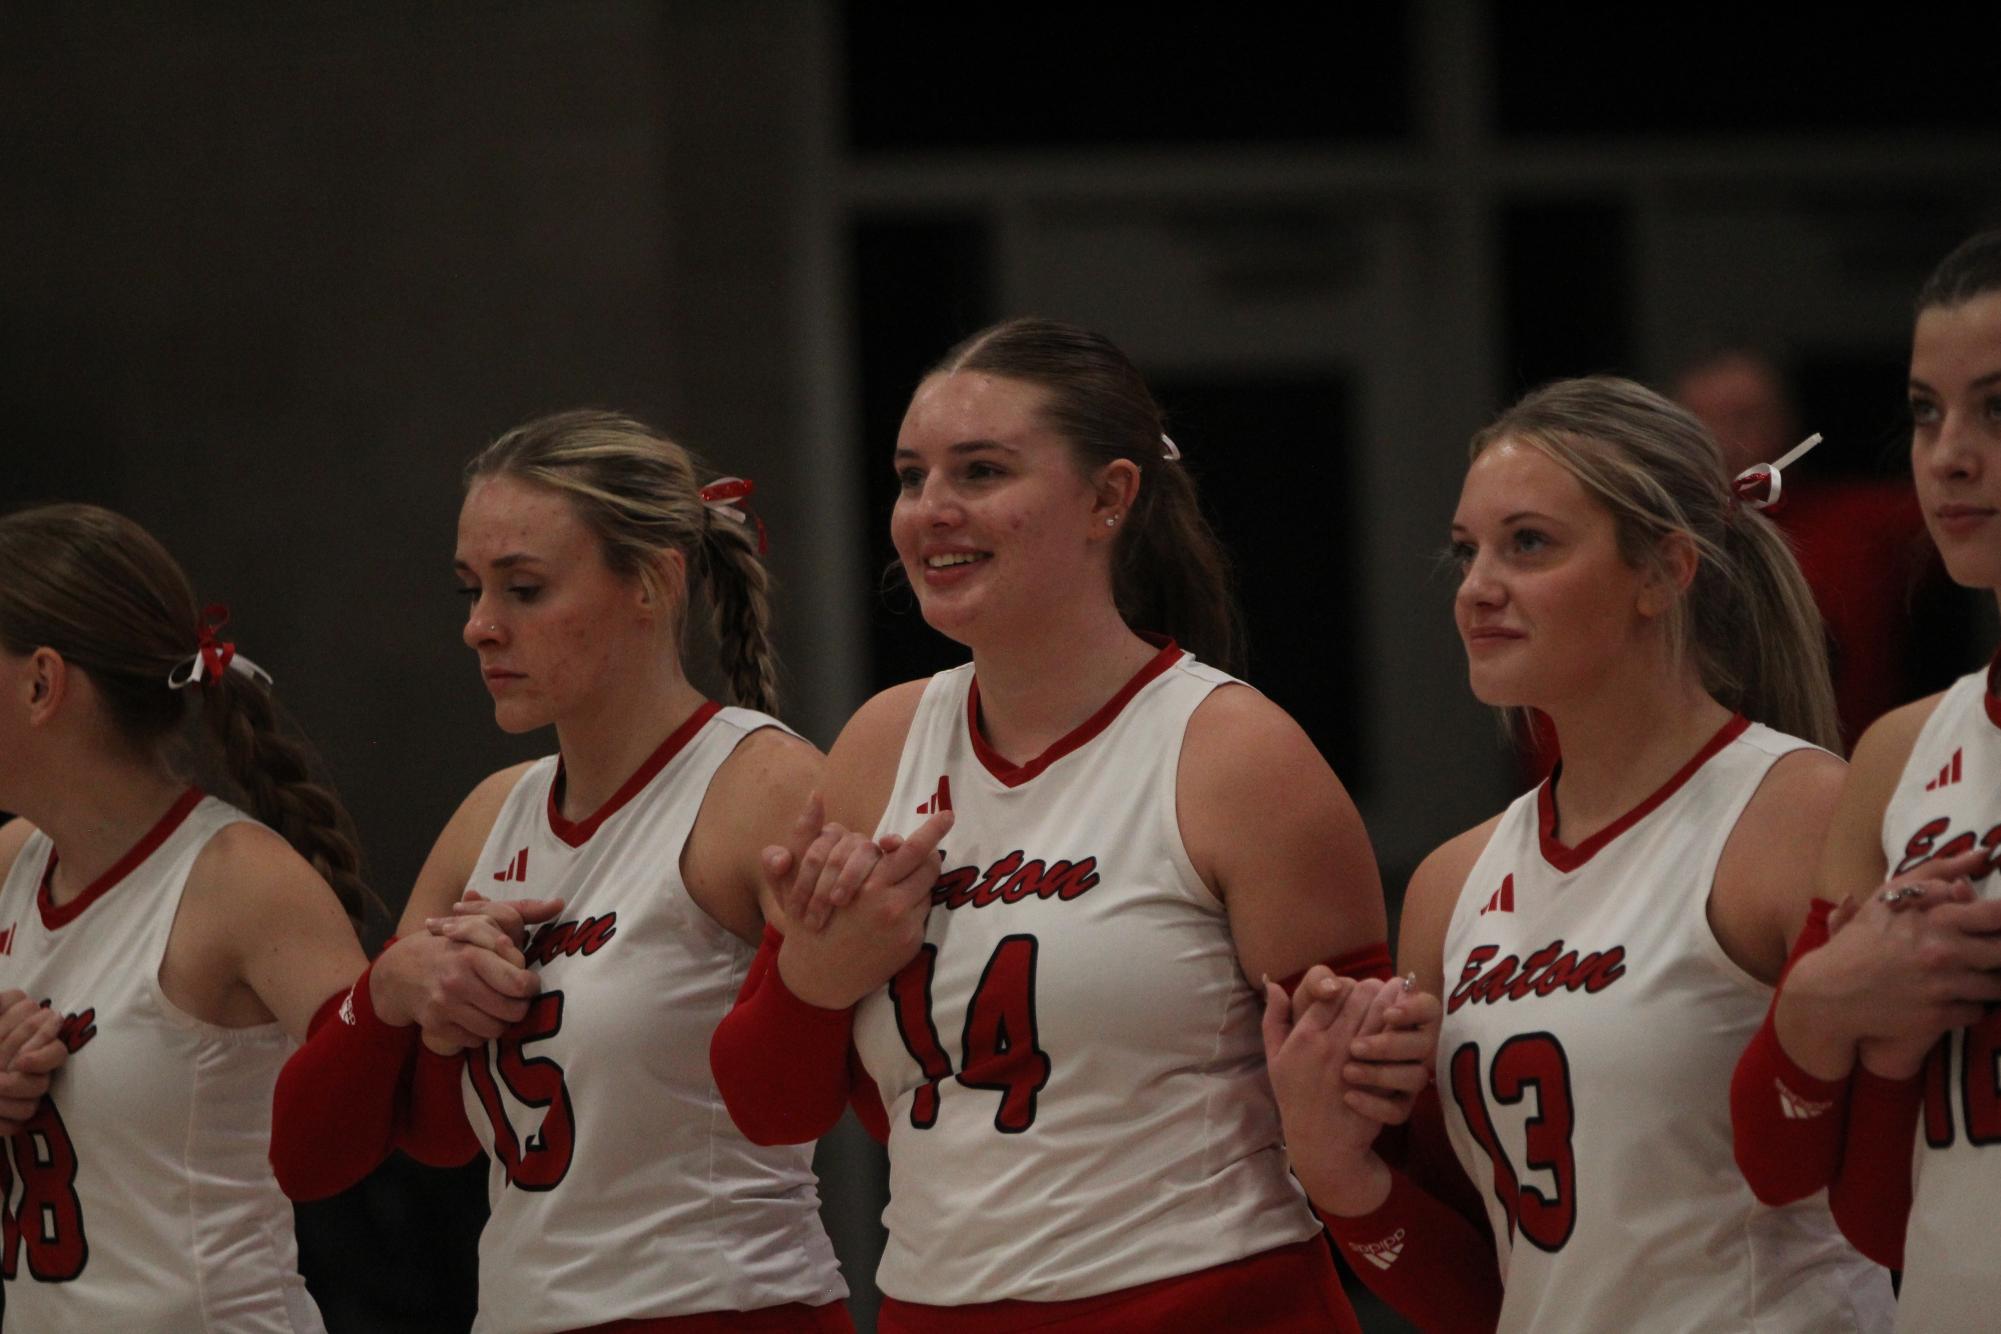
[{"xmin": 891, "ymin": 935, "xmax": 1051, "ymax": 1134}]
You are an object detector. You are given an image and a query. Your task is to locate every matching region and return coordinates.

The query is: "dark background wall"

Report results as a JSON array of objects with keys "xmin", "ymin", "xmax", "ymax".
[{"xmin": 5, "ymin": 4, "xmax": 2001, "ymax": 1330}]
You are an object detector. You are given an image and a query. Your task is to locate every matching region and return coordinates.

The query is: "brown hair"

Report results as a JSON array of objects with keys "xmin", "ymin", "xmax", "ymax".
[
  {"xmin": 1471, "ymin": 376, "xmax": 1840, "ymax": 752},
  {"xmin": 0, "ymin": 503, "xmax": 376, "ymax": 923},
  {"xmin": 1917, "ymin": 228, "xmax": 2001, "ymax": 313},
  {"xmin": 466, "ymin": 409, "xmax": 780, "ymax": 714},
  {"xmin": 932, "ymin": 318, "xmax": 1246, "ymax": 673}
]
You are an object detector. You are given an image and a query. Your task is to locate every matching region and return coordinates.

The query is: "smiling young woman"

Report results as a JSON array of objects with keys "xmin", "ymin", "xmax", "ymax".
[
  {"xmin": 1731, "ymin": 229, "xmax": 2001, "ymax": 1332},
  {"xmin": 1271, "ymin": 377, "xmax": 1893, "ymax": 1332},
  {"xmin": 710, "ymin": 318, "xmax": 1421, "ymax": 1333},
  {"xmin": 267, "ymin": 410, "xmax": 852, "ymax": 1333}
]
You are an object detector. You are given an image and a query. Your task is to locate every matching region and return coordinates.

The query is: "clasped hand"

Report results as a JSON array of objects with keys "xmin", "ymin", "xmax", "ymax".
[
  {"xmin": 766, "ymin": 794, "xmax": 953, "ymax": 1010},
  {"xmin": 1261, "ymin": 968, "xmax": 1442, "ymax": 1211},
  {"xmin": 0, "ymin": 989, "xmax": 67, "ymax": 1135},
  {"xmin": 373, "ymin": 891, "xmax": 566, "ymax": 1055}
]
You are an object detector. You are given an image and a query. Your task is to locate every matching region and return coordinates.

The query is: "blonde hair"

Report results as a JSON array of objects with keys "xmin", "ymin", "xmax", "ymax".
[
  {"xmin": 0, "ymin": 504, "xmax": 376, "ymax": 924},
  {"xmin": 1471, "ymin": 376, "xmax": 1840, "ymax": 752},
  {"xmin": 467, "ymin": 409, "xmax": 780, "ymax": 714}
]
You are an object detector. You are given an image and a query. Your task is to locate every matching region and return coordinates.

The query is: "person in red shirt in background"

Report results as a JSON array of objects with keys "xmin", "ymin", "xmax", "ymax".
[{"xmin": 1675, "ymin": 348, "xmax": 1945, "ymax": 748}]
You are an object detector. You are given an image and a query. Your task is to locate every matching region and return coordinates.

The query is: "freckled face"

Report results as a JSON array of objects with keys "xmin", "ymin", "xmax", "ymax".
[
  {"xmin": 1910, "ymin": 292, "xmax": 2001, "ymax": 591},
  {"xmin": 455, "ymin": 476, "xmax": 652, "ymax": 733},
  {"xmin": 1449, "ymin": 440, "xmax": 1656, "ymax": 710},
  {"xmin": 889, "ymin": 372, "xmax": 1107, "ymax": 646}
]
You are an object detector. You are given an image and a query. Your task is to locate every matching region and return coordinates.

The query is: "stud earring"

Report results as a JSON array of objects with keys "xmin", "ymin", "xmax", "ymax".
[{"xmin": 1105, "ymin": 516, "xmax": 1117, "ymax": 527}]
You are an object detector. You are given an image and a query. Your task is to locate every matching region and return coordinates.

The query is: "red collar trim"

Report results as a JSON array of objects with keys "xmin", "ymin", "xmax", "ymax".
[
  {"xmin": 40, "ymin": 786, "xmax": 205, "ymax": 930},
  {"xmin": 967, "ymin": 639, "xmax": 1184, "ymax": 789},
  {"xmin": 1985, "ymin": 648, "xmax": 2001, "ymax": 730},
  {"xmin": 547, "ymin": 700, "xmax": 722, "ymax": 848},
  {"xmin": 1537, "ymin": 714, "xmax": 1750, "ymax": 873}
]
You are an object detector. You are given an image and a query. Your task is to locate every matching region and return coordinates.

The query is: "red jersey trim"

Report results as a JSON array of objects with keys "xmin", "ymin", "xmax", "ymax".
[
  {"xmin": 966, "ymin": 638, "xmax": 1184, "ymax": 789},
  {"xmin": 546, "ymin": 700, "xmax": 722, "ymax": 848},
  {"xmin": 1536, "ymin": 714, "xmax": 1750, "ymax": 873},
  {"xmin": 39, "ymin": 785, "xmax": 205, "ymax": 930},
  {"xmin": 1984, "ymin": 647, "xmax": 2001, "ymax": 730}
]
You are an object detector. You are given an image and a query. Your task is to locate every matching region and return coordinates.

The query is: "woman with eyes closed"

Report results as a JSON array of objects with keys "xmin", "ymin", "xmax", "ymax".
[
  {"xmin": 709, "ymin": 317, "xmax": 1423, "ymax": 1333},
  {"xmin": 1270, "ymin": 376, "xmax": 1892, "ymax": 1332},
  {"xmin": 267, "ymin": 410, "xmax": 852, "ymax": 1334},
  {"xmin": 1727, "ymin": 229, "xmax": 2001, "ymax": 1332}
]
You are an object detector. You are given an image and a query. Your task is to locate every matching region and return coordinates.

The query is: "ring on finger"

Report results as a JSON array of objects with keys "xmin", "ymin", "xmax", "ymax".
[{"xmin": 1880, "ymin": 883, "xmax": 1926, "ymax": 905}]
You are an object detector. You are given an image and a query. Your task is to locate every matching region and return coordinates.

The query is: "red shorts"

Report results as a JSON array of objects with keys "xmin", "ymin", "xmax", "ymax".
[
  {"xmin": 571, "ymin": 1303, "xmax": 855, "ymax": 1334},
  {"xmin": 877, "ymin": 1238, "xmax": 1358, "ymax": 1333}
]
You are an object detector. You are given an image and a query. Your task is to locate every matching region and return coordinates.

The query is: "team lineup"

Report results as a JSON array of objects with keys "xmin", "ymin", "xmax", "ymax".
[{"xmin": 0, "ymin": 228, "xmax": 1996, "ymax": 1332}]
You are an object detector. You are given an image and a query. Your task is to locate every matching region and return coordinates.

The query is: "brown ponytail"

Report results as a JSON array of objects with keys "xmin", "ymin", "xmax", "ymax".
[
  {"xmin": 934, "ymin": 318, "xmax": 1246, "ymax": 673},
  {"xmin": 468, "ymin": 409, "xmax": 782, "ymax": 712},
  {"xmin": 0, "ymin": 503, "xmax": 379, "ymax": 925}
]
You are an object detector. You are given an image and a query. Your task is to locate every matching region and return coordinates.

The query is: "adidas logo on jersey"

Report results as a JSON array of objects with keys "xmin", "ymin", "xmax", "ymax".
[
  {"xmin": 1924, "ymin": 749, "xmax": 1965, "ymax": 791},
  {"xmin": 1347, "ymin": 1227, "xmax": 1407, "ymax": 1271},
  {"xmin": 1774, "ymin": 1078, "xmax": 1832, "ymax": 1121},
  {"xmin": 917, "ymin": 775, "xmax": 953, "ymax": 816},
  {"xmin": 339, "ymin": 988, "xmax": 357, "ymax": 1027},
  {"xmin": 492, "ymin": 847, "xmax": 530, "ymax": 883},
  {"xmin": 1478, "ymin": 874, "xmax": 1515, "ymax": 916}
]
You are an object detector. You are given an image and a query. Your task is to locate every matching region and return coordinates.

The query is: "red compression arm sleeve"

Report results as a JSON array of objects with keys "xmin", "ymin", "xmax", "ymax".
[
  {"xmin": 1829, "ymin": 1064, "xmax": 1922, "ymax": 1268},
  {"xmin": 270, "ymin": 961, "xmax": 418, "ymax": 1200},
  {"xmin": 395, "ymin": 1045, "xmax": 481, "ymax": 1167},
  {"xmin": 1730, "ymin": 900, "xmax": 1850, "ymax": 1205},
  {"xmin": 1317, "ymin": 1095, "xmax": 1502, "ymax": 1333},
  {"xmin": 709, "ymin": 926, "xmax": 861, "ymax": 1146}
]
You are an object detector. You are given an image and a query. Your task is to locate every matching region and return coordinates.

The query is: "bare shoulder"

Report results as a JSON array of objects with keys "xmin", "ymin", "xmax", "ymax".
[
  {"xmin": 700, "ymin": 724, "xmax": 824, "ymax": 874},
  {"xmin": 179, "ymin": 818, "xmax": 365, "ymax": 1033},
  {"xmin": 1811, "ymin": 692, "xmax": 1949, "ymax": 909},
  {"xmin": 1846, "ymin": 692, "xmax": 1947, "ymax": 799},
  {"xmin": 1741, "ymin": 745, "xmax": 1848, "ymax": 820},
  {"xmin": 1182, "ymin": 683, "xmax": 1334, "ymax": 797},
  {"xmin": 399, "ymin": 760, "xmax": 539, "ymax": 931},
  {"xmin": 712, "ymin": 724, "xmax": 822, "ymax": 799},
  {"xmin": 1398, "ymin": 813, "xmax": 1504, "ymax": 990},
  {"xmin": 0, "ymin": 817, "xmax": 36, "ymax": 886},
  {"xmin": 187, "ymin": 819, "xmax": 331, "ymax": 910},
  {"xmin": 1713, "ymin": 746, "xmax": 1850, "ymax": 980},
  {"xmin": 822, "ymin": 678, "xmax": 931, "ymax": 831}
]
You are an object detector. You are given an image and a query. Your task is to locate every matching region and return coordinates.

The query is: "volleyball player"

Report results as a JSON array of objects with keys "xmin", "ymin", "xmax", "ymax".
[
  {"xmin": 0, "ymin": 502, "xmax": 370, "ymax": 1332},
  {"xmin": 711, "ymin": 318, "xmax": 1412, "ymax": 1332},
  {"xmin": 1733, "ymin": 228, "xmax": 2001, "ymax": 1330},
  {"xmin": 1277, "ymin": 378, "xmax": 1892, "ymax": 1330},
  {"xmin": 268, "ymin": 411, "xmax": 851, "ymax": 1333}
]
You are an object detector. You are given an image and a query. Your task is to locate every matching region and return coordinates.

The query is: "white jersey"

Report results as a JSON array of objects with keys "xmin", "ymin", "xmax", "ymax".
[
  {"xmin": 1879, "ymin": 656, "xmax": 2001, "ymax": 1333},
  {"xmin": 461, "ymin": 702, "xmax": 844, "ymax": 1334},
  {"xmin": 851, "ymin": 643, "xmax": 1321, "ymax": 1305},
  {"xmin": 0, "ymin": 791, "xmax": 323, "ymax": 1334},
  {"xmin": 1437, "ymin": 718, "xmax": 1891, "ymax": 1334}
]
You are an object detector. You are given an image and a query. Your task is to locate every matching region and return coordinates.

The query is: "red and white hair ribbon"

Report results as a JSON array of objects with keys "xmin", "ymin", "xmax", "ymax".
[
  {"xmin": 1731, "ymin": 431, "xmax": 1823, "ymax": 512},
  {"xmin": 166, "ymin": 604, "xmax": 273, "ymax": 691},
  {"xmin": 698, "ymin": 477, "xmax": 769, "ymax": 554}
]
